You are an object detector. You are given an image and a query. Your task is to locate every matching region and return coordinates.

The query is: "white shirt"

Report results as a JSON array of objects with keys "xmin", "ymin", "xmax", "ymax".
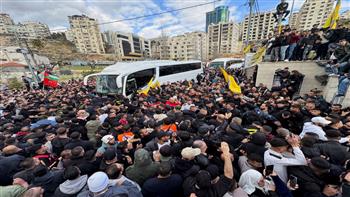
[
  {"xmin": 264, "ymin": 147, "xmax": 307, "ymax": 183},
  {"xmin": 300, "ymin": 122, "xmax": 327, "ymax": 141},
  {"xmin": 300, "ymin": 122, "xmax": 349, "ymax": 143},
  {"xmin": 99, "ymin": 114, "xmax": 108, "ymax": 123}
]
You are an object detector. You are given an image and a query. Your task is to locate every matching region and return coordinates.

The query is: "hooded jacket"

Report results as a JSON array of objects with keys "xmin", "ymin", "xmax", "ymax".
[
  {"xmin": 125, "ymin": 149, "xmax": 159, "ymax": 186},
  {"xmin": 0, "ymin": 185, "xmax": 27, "ymax": 197},
  {"xmin": 77, "ymin": 185, "xmax": 129, "ymax": 197},
  {"xmin": 54, "ymin": 175, "xmax": 88, "ymax": 197},
  {"xmin": 32, "ymin": 170, "xmax": 64, "ymax": 197},
  {"xmin": 85, "ymin": 120, "xmax": 100, "ymax": 142}
]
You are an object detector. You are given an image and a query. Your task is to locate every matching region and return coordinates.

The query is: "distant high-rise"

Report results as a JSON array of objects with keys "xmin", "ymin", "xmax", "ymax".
[
  {"xmin": 242, "ymin": 11, "xmax": 275, "ymax": 41},
  {"xmin": 206, "ymin": 6, "xmax": 229, "ymax": 32},
  {"xmin": 151, "ymin": 31, "xmax": 207, "ymax": 61},
  {"xmin": 296, "ymin": 0, "xmax": 335, "ymax": 30},
  {"xmin": 207, "ymin": 21, "xmax": 240, "ymax": 59},
  {"xmin": 68, "ymin": 15, "xmax": 105, "ymax": 54},
  {"xmin": 289, "ymin": 12, "xmax": 299, "ymax": 29},
  {"xmin": 102, "ymin": 31, "xmax": 150, "ymax": 61}
]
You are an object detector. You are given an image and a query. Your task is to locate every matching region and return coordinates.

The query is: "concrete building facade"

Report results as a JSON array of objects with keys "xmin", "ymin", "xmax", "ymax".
[
  {"xmin": 206, "ymin": 6, "xmax": 229, "ymax": 32},
  {"xmin": 150, "ymin": 31, "xmax": 207, "ymax": 61},
  {"xmin": 207, "ymin": 22, "xmax": 240, "ymax": 60},
  {"xmin": 296, "ymin": 0, "xmax": 335, "ymax": 30},
  {"xmin": 68, "ymin": 15, "xmax": 105, "ymax": 54},
  {"xmin": 242, "ymin": 11, "xmax": 275, "ymax": 41},
  {"xmin": 102, "ymin": 31, "xmax": 150, "ymax": 61},
  {"xmin": 340, "ymin": 10, "xmax": 350, "ymax": 20},
  {"xmin": 289, "ymin": 12, "xmax": 299, "ymax": 29},
  {"xmin": 16, "ymin": 21, "xmax": 51, "ymax": 39},
  {"xmin": 0, "ymin": 13, "xmax": 15, "ymax": 34}
]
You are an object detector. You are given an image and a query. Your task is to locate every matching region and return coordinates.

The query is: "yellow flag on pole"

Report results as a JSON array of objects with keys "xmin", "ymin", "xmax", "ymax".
[
  {"xmin": 323, "ymin": 0, "xmax": 341, "ymax": 29},
  {"xmin": 137, "ymin": 77, "xmax": 154, "ymax": 96},
  {"xmin": 228, "ymin": 75, "xmax": 241, "ymax": 94},
  {"xmin": 219, "ymin": 67, "xmax": 229, "ymax": 82},
  {"xmin": 243, "ymin": 45, "xmax": 251, "ymax": 54},
  {"xmin": 150, "ymin": 80, "xmax": 160, "ymax": 89},
  {"xmin": 251, "ymin": 46, "xmax": 267, "ymax": 65}
]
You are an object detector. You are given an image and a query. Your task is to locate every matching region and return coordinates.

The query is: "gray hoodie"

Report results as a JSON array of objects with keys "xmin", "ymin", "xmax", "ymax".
[{"xmin": 59, "ymin": 175, "xmax": 88, "ymax": 195}]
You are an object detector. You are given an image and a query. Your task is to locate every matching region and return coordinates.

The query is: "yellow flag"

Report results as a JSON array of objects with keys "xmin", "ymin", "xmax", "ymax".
[
  {"xmin": 251, "ymin": 46, "xmax": 266, "ymax": 65},
  {"xmin": 228, "ymin": 75, "xmax": 241, "ymax": 94},
  {"xmin": 188, "ymin": 81, "xmax": 192, "ymax": 88},
  {"xmin": 150, "ymin": 80, "xmax": 160, "ymax": 89},
  {"xmin": 219, "ymin": 67, "xmax": 229, "ymax": 82},
  {"xmin": 278, "ymin": 24, "xmax": 282, "ymax": 34},
  {"xmin": 243, "ymin": 45, "xmax": 251, "ymax": 54},
  {"xmin": 323, "ymin": 0, "xmax": 341, "ymax": 29},
  {"xmin": 137, "ymin": 77, "xmax": 154, "ymax": 96}
]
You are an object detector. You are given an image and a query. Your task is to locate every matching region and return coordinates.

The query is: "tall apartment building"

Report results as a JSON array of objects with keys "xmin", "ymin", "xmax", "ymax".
[
  {"xmin": 151, "ymin": 32, "xmax": 207, "ymax": 61},
  {"xmin": 68, "ymin": 15, "xmax": 105, "ymax": 54},
  {"xmin": 0, "ymin": 13, "xmax": 14, "ymax": 25},
  {"xmin": 102, "ymin": 31, "xmax": 150, "ymax": 61},
  {"xmin": 0, "ymin": 13, "xmax": 50, "ymax": 40},
  {"xmin": 242, "ymin": 11, "xmax": 275, "ymax": 41},
  {"xmin": 207, "ymin": 21, "xmax": 241, "ymax": 59},
  {"xmin": 0, "ymin": 13, "xmax": 15, "ymax": 34},
  {"xmin": 296, "ymin": 0, "xmax": 335, "ymax": 30},
  {"xmin": 16, "ymin": 21, "xmax": 50, "ymax": 39},
  {"xmin": 341, "ymin": 10, "xmax": 350, "ymax": 20},
  {"xmin": 289, "ymin": 12, "xmax": 299, "ymax": 29},
  {"xmin": 206, "ymin": 6, "xmax": 229, "ymax": 32}
]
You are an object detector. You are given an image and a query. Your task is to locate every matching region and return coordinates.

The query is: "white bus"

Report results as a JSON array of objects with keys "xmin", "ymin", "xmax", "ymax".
[
  {"xmin": 208, "ymin": 58, "xmax": 245, "ymax": 69},
  {"xmin": 84, "ymin": 60, "xmax": 203, "ymax": 96}
]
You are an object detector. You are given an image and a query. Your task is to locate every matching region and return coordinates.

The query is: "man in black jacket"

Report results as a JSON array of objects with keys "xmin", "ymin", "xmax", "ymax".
[
  {"xmin": 314, "ymin": 129, "xmax": 350, "ymax": 166},
  {"xmin": 289, "ymin": 157, "xmax": 330, "ymax": 197}
]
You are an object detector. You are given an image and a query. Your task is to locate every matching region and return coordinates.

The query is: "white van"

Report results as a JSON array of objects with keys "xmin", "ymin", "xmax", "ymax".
[
  {"xmin": 208, "ymin": 58, "xmax": 244, "ymax": 69},
  {"xmin": 83, "ymin": 60, "xmax": 203, "ymax": 96}
]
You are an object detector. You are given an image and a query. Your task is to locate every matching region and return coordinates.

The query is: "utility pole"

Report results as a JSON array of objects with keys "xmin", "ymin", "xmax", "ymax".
[
  {"xmin": 246, "ymin": 0, "xmax": 256, "ymax": 44},
  {"xmin": 14, "ymin": 32, "xmax": 39, "ymax": 87},
  {"xmin": 289, "ymin": 0, "xmax": 295, "ymax": 24}
]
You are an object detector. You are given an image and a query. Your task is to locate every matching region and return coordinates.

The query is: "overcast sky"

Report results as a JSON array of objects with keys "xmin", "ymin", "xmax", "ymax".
[{"xmin": 1, "ymin": 0, "xmax": 349, "ymax": 39}]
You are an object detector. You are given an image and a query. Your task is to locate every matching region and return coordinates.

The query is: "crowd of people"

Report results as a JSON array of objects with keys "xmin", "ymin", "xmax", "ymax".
[
  {"xmin": 264, "ymin": 25, "xmax": 350, "ymax": 62},
  {"xmin": 1, "ymin": 65, "xmax": 350, "ymax": 197},
  {"xmin": 262, "ymin": 25, "xmax": 350, "ymax": 97}
]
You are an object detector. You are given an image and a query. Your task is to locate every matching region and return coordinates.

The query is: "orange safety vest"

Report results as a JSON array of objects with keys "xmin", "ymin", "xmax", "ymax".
[
  {"xmin": 160, "ymin": 124, "xmax": 177, "ymax": 132},
  {"xmin": 117, "ymin": 131, "xmax": 134, "ymax": 142}
]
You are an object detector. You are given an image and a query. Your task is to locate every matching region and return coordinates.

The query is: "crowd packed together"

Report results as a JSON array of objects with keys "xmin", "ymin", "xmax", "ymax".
[
  {"xmin": 264, "ymin": 25, "xmax": 350, "ymax": 62},
  {"xmin": 1, "ymin": 67, "xmax": 350, "ymax": 197},
  {"xmin": 263, "ymin": 25, "xmax": 350, "ymax": 97}
]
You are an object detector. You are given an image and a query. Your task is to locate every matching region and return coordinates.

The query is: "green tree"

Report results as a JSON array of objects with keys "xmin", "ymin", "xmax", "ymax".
[
  {"xmin": 8, "ymin": 77, "xmax": 23, "ymax": 90},
  {"xmin": 31, "ymin": 39, "xmax": 45, "ymax": 49}
]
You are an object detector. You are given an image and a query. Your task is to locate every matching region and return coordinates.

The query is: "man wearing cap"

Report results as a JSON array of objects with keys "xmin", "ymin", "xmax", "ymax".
[
  {"xmin": 77, "ymin": 171, "xmax": 129, "ymax": 197},
  {"xmin": 0, "ymin": 171, "xmax": 31, "ymax": 197},
  {"xmin": 264, "ymin": 135, "xmax": 307, "ymax": 183},
  {"xmin": 289, "ymin": 157, "xmax": 333, "ymax": 197},
  {"xmin": 173, "ymin": 147, "xmax": 201, "ymax": 179},
  {"xmin": 300, "ymin": 117, "xmax": 332, "ymax": 141},
  {"xmin": 183, "ymin": 142, "xmax": 234, "ymax": 197},
  {"xmin": 96, "ymin": 135, "xmax": 117, "ymax": 157},
  {"xmin": 314, "ymin": 129, "xmax": 350, "ymax": 166}
]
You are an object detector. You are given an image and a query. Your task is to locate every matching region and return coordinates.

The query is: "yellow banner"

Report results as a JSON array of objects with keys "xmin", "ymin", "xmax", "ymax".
[{"xmin": 323, "ymin": 0, "xmax": 341, "ymax": 29}]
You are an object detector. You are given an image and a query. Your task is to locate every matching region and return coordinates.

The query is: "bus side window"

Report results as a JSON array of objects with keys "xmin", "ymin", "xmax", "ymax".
[
  {"xmin": 128, "ymin": 68, "xmax": 155, "ymax": 88},
  {"xmin": 126, "ymin": 78, "xmax": 137, "ymax": 96}
]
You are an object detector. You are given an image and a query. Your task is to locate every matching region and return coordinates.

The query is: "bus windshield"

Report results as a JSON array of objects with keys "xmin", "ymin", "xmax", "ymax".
[
  {"xmin": 96, "ymin": 75, "xmax": 122, "ymax": 94},
  {"xmin": 209, "ymin": 61, "xmax": 225, "ymax": 68}
]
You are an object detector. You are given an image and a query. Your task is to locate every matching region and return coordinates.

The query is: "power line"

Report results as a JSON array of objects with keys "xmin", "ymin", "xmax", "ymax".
[{"xmin": 48, "ymin": 0, "xmax": 222, "ymax": 32}]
